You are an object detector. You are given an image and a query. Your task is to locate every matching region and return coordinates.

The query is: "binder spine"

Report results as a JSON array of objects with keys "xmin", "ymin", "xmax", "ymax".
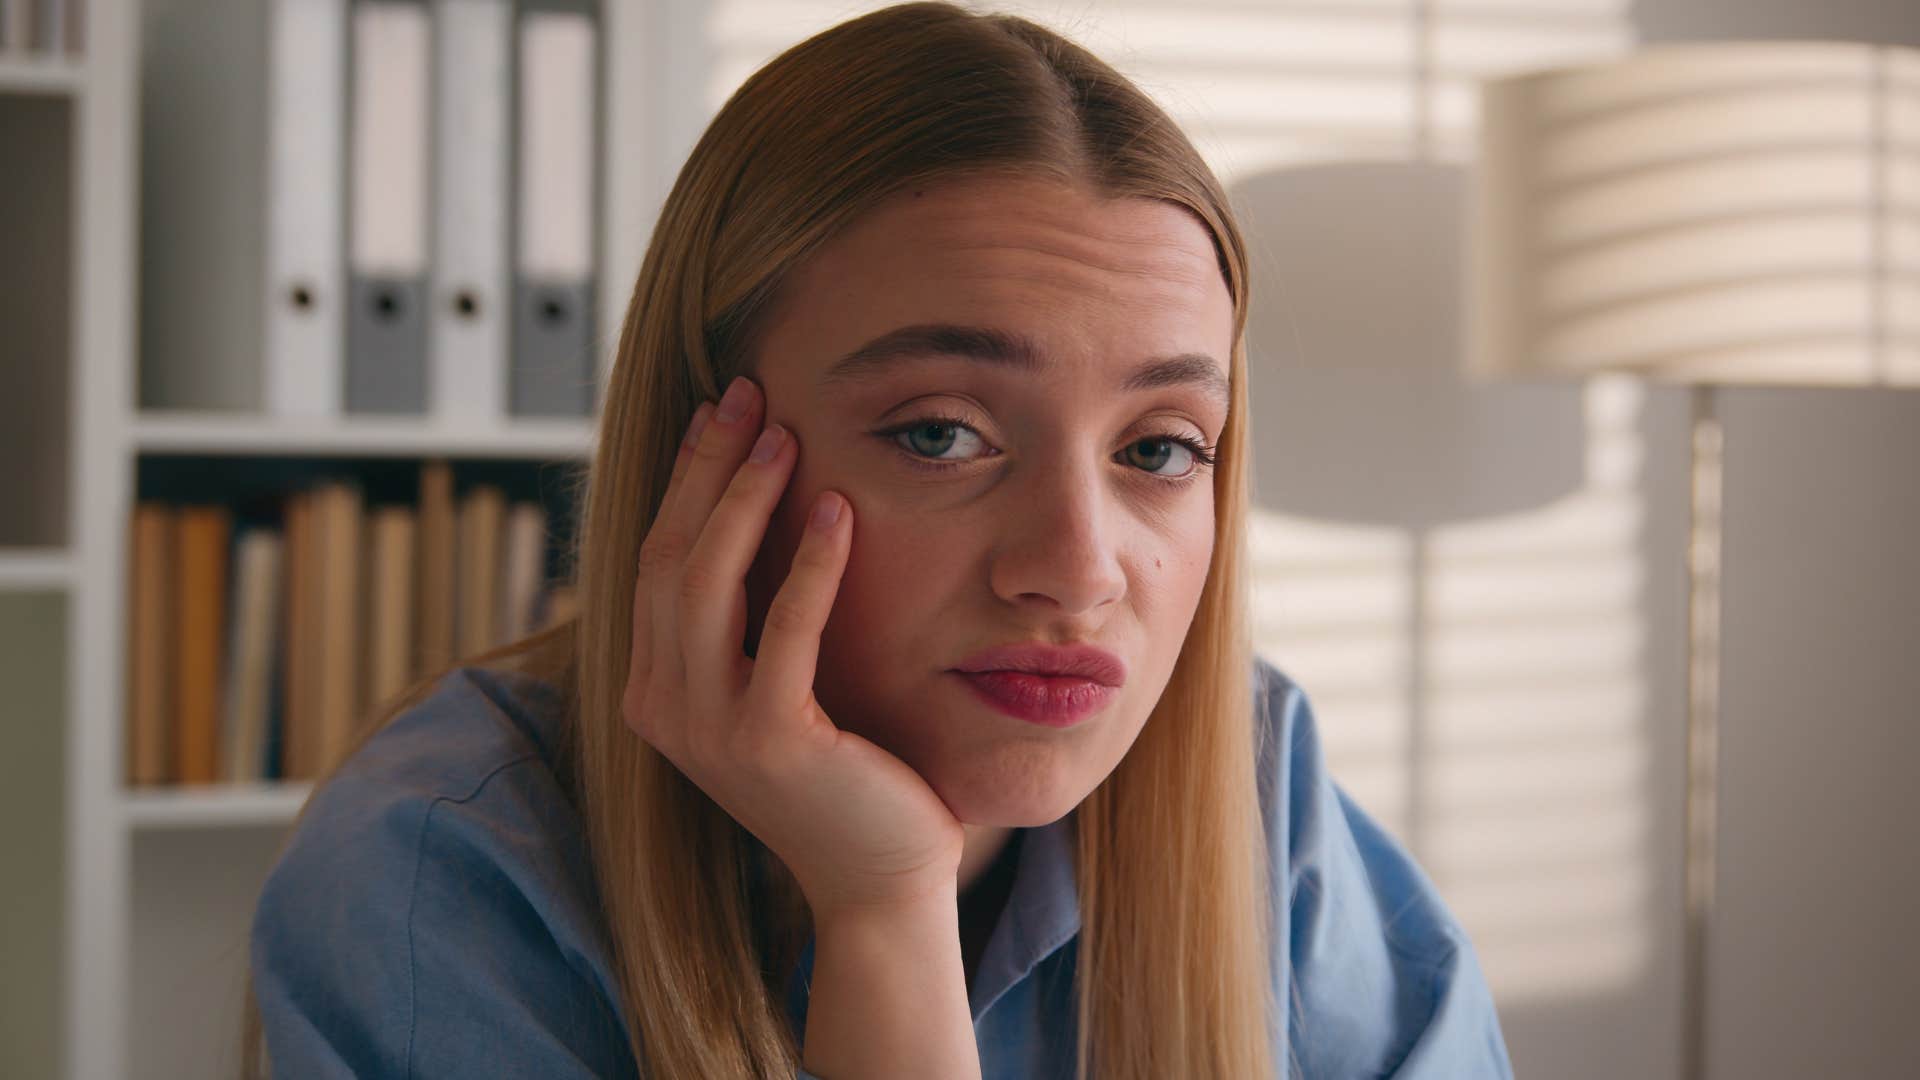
[
  {"xmin": 510, "ymin": 6, "xmax": 599, "ymax": 418},
  {"xmin": 511, "ymin": 280, "xmax": 596, "ymax": 417},
  {"xmin": 429, "ymin": 0, "xmax": 512, "ymax": 424},
  {"xmin": 264, "ymin": 0, "xmax": 349, "ymax": 417},
  {"xmin": 346, "ymin": 0, "xmax": 430, "ymax": 415}
]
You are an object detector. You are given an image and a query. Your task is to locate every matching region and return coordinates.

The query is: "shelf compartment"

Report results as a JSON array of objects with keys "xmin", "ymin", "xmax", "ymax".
[
  {"xmin": 131, "ymin": 827, "xmax": 287, "ymax": 1078},
  {"xmin": 0, "ymin": 592, "xmax": 66, "ymax": 1077},
  {"xmin": 123, "ymin": 783, "xmax": 314, "ymax": 829},
  {"xmin": 133, "ymin": 410, "xmax": 596, "ymax": 459},
  {"xmin": 0, "ymin": 90, "xmax": 73, "ymax": 547}
]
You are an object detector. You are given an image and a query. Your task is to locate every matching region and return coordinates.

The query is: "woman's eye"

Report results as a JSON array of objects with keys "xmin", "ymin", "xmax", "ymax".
[
  {"xmin": 882, "ymin": 417, "xmax": 1214, "ymax": 481},
  {"xmin": 894, "ymin": 420, "xmax": 989, "ymax": 461},
  {"xmin": 1121, "ymin": 437, "xmax": 1196, "ymax": 477}
]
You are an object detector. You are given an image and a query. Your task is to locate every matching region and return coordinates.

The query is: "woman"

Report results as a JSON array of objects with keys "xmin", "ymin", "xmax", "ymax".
[{"xmin": 247, "ymin": 3, "xmax": 1513, "ymax": 1077}]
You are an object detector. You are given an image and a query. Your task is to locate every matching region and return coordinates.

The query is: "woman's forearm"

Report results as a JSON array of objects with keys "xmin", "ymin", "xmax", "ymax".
[{"xmin": 800, "ymin": 895, "xmax": 981, "ymax": 1080}]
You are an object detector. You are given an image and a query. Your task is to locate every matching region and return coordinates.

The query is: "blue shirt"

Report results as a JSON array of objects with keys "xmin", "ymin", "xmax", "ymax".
[{"xmin": 250, "ymin": 658, "xmax": 1514, "ymax": 1078}]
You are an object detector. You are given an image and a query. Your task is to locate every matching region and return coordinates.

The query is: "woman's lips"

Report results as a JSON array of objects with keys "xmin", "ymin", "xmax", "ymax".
[{"xmin": 951, "ymin": 670, "xmax": 1117, "ymax": 727}]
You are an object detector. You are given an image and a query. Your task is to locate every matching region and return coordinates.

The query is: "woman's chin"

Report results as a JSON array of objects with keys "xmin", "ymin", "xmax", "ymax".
[{"xmin": 925, "ymin": 757, "xmax": 1086, "ymax": 829}]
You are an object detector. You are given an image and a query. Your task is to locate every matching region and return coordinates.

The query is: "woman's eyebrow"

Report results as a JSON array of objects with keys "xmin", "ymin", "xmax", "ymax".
[{"xmin": 818, "ymin": 322, "xmax": 1230, "ymax": 409}]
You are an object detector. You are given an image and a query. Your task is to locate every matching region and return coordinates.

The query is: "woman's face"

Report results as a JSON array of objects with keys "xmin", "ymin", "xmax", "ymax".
[{"xmin": 743, "ymin": 173, "xmax": 1234, "ymax": 828}]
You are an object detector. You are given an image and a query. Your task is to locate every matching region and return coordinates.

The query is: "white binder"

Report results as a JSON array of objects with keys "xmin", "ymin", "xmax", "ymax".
[
  {"xmin": 511, "ymin": 5, "xmax": 598, "ymax": 417},
  {"xmin": 429, "ymin": 0, "xmax": 512, "ymax": 425},
  {"xmin": 264, "ymin": 0, "xmax": 348, "ymax": 418},
  {"xmin": 346, "ymin": 0, "xmax": 431, "ymax": 413}
]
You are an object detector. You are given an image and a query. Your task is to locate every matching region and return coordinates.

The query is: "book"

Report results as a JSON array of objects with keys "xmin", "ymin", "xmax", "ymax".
[
  {"xmin": 538, "ymin": 582, "xmax": 578, "ymax": 631},
  {"xmin": 364, "ymin": 503, "xmax": 416, "ymax": 710},
  {"xmin": 499, "ymin": 500, "xmax": 547, "ymax": 643},
  {"xmin": 127, "ymin": 503, "xmax": 175, "ymax": 786},
  {"xmin": 280, "ymin": 490, "xmax": 318, "ymax": 780},
  {"xmin": 414, "ymin": 459, "xmax": 455, "ymax": 676},
  {"xmin": 455, "ymin": 482, "xmax": 504, "ymax": 656},
  {"xmin": 173, "ymin": 505, "xmax": 233, "ymax": 784},
  {"xmin": 222, "ymin": 528, "xmax": 284, "ymax": 783},
  {"xmin": 314, "ymin": 480, "xmax": 364, "ymax": 773}
]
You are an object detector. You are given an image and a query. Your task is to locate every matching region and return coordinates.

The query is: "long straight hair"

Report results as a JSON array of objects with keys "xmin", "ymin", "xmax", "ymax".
[{"xmin": 246, "ymin": 4, "xmax": 1274, "ymax": 1076}]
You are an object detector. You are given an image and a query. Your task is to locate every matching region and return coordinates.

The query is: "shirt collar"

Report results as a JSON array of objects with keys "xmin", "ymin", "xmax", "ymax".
[{"xmin": 783, "ymin": 809, "xmax": 1082, "ymax": 1032}]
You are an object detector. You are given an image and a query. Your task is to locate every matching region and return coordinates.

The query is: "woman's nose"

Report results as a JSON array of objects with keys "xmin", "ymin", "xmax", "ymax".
[{"xmin": 986, "ymin": 468, "xmax": 1126, "ymax": 616}]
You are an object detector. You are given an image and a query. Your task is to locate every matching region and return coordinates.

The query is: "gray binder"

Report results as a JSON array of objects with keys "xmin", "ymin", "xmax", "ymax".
[
  {"xmin": 344, "ymin": 0, "xmax": 430, "ymax": 414},
  {"xmin": 346, "ymin": 276, "xmax": 428, "ymax": 412},
  {"xmin": 510, "ymin": 280, "xmax": 594, "ymax": 416},
  {"xmin": 509, "ymin": 2, "xmax": 598, "ymax": 418}
]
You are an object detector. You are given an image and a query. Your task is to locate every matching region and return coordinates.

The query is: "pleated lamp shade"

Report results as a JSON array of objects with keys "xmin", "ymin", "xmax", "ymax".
[{"xmin": 1468, "ymin": 41, "xmax": 1920, "ymax": 388}]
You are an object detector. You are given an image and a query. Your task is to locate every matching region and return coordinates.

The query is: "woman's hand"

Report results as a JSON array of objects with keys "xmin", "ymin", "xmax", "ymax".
[{"xmin": 623, "ymin": 375, "xmax": 967, "ymax": 919}]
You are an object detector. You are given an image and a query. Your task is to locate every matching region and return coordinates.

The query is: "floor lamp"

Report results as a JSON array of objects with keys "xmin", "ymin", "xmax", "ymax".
[{"xmin": 1465, "ymin": 40, "xmax": 1919, "ymax": 1080}]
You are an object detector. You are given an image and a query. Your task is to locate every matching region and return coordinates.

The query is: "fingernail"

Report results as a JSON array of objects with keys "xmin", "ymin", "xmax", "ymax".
[
  {"xmin": 748, "ymin": 424, "xmax": 786, "ymax": 464},
  {"xmin": 715, "ymin": 376, "xmax": 754, "ymax": 424},
  {"xmin": 682, "ymin": 403, "xmax": 713, "ymax": 448},
  {"xmin": 809, "ymin": 491, "xmax": 842, "ymax": 530}
]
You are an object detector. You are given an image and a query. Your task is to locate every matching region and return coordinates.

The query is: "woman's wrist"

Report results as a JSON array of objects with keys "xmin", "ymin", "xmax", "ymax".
[{"xmin": 802, "ymin": 893, "xmax": 981, "ymax": 1080}]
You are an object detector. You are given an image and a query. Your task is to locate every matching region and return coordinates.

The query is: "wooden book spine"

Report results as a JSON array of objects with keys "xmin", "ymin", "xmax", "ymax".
[
  {"xmin": 366, "ymin": 506, "xmax": 416, "ymax": 710},
  {"xmin": 172, "ymin": 505, "xmax": 232, "ymax": 785},
  {"xmin": 127, "ymin": 503, "xmax": 175, "ymax": 786},
  {"xmin": 415, "ymin": 460, "xmax": 455, "ymax": 678}
]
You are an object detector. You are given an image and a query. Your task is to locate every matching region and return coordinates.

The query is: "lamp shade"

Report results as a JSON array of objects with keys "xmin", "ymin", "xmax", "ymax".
[{"xmin": 1468, "ymin": 41, "xmax": 1920, "ymax": 388}]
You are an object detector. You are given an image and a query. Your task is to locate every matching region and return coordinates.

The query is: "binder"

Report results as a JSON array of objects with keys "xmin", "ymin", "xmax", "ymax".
[
  {"xmin": 346, "ymin": 0, "xmax": 431, "ymax": 414},
  {"xmin": 511, "ymin": 5, "xmax": 598, "ymax": 417},
  {"xmin": 264, "ymin": 0, "xmax": 349, "ymax": 418},
  {"xmin": 430, "ymin": 0, "xmax": 513, "ymax": 425}
]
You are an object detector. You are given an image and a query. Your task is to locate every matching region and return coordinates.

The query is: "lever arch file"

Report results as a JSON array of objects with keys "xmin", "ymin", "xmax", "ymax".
[
  {"xmin": 429, "ymin": 0, "xmax": 513, "ymax": 425},
  {"xmin": 264, "ymin": 0, "xmax": 349, "ymax": 417},
  {"xmin": 511, "ymin": 5, "xmax": 598, "ymax": 417},
  {"xmin": 346, "ymin": 0, "xmax": 431, "ymax": 414}
]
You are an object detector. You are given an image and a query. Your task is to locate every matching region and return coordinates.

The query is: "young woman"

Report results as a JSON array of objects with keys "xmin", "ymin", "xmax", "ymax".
[{"xmin": 246, "ymin": 3, "xmax": 1514, "ymax": 1077}]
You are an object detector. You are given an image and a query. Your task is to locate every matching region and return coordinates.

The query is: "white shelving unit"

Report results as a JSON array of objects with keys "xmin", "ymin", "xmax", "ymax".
[
  {"xmin": 0, "ymin": 548, "xmax": 74, "ymax": 589},
  {"xmin": 122, "ymin": 784, "xmax": 317, "ymax": 830},
  {"xmin": 132, "ymin": 410, "xmax": 594, "ymax": 459},
  {"xmin": 21, "ymin": 2, "xmax": 663, "ymax": 1077},
  {"xmin": 0, "ymin": 55, "xmax": 86, "ymax": 95}
]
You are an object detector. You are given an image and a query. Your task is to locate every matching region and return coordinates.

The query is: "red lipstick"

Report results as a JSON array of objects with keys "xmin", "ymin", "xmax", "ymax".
[{"xmin": 949, "ymin": 643, "xmax": 1126, "ymax": 727}]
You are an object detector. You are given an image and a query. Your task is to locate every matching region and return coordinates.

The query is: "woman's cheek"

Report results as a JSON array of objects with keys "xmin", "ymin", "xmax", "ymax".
[{"xmin": 834, "ymin": 502, "xmax": 932, "ymax": 628}]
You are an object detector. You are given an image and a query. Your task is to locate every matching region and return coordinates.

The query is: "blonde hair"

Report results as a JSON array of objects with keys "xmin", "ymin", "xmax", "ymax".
[{"xmin": 247, "ymin": 4, "xmax": 1275, "ymax": 1076}]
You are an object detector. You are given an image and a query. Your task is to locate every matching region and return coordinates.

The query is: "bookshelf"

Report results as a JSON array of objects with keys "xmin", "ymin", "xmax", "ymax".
[{"xmin": 15, "ymin": 1, "xmax": 657, "ymax": 1077}]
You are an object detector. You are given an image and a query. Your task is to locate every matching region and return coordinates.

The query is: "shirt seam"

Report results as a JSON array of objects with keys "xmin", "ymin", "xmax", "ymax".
[{"xmin": 404, "ymin": 752, "xmax": 542, "ymax": 1079}]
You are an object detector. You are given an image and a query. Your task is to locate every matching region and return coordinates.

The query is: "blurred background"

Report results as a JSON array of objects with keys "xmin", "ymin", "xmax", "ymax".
[{"xmin": 1, "ymin": 1, "xmax": 1915, "ymax": 1078}]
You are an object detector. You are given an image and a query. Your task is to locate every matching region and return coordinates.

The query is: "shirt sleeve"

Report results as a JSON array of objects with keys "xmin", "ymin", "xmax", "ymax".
[
  {"xmin": 249, "ymin": 757, "xmax": 638, "ymax": 1079},
  {"xmin": 1258, "ymin": 658, "xmax": 1516, "ymax": 1079}
]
